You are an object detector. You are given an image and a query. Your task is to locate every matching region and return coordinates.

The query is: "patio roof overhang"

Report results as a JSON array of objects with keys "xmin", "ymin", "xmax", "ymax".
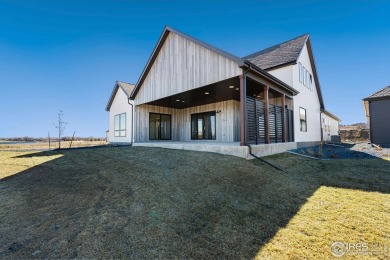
[
  {"xmin": 146, "ymin": 77, "xmax": 240, "ymax": 109},
  {"xmin": 144, "ymin": 71, "xmax": 294, "ymax": 109}
]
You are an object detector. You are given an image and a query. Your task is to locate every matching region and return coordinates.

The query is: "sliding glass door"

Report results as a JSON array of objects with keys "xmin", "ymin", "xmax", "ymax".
[
  {"xmin": 149, "ymin": 113, "xmax": 171, "ymax": 140},
  {"xmin": 191, "ymin": 111, "xmax": 216, "ymax": 140}
]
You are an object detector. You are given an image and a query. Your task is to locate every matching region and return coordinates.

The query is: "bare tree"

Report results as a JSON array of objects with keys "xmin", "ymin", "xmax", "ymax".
[{"xmin": 54, "ymin": 110, "xmax": 67, "ymax": 149}]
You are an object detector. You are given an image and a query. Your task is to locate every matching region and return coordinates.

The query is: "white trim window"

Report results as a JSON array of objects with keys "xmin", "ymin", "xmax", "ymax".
[
  {"xmin": 114, "ymin": 113, "xmax": 126, "ymax": 137},
  {"xmin": 300, "ymin": 107, "xmax": 307, "ymax": 132},
  {"xmin": 298, "ymin": 62, "xmax": 313, "ymax": 91}
]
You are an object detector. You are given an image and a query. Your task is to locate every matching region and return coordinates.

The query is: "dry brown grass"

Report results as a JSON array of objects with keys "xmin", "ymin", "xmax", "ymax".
[
  {"xmin": 0, "ymin": 150, "xmax": 63, "ymax": 179},
  {"xmin": 0, "ymin": 146, "xmax": 389, "ymax": 259},
  {"xmin": 0, "ymin": 141, "xmax": 108, "ymax": 151}
]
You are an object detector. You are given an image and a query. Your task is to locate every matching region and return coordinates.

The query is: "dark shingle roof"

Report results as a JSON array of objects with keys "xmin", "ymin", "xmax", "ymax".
[
  {"xmin": 242, "ymin": 34, "xmax": 309, "ymax": 70},
  {"xmin": 364, "ymin": 86, "xmax": 390, "ymax": 100}
]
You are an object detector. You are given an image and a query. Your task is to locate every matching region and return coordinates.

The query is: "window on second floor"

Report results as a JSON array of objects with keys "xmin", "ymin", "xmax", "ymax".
[{"xmin": 299, "ymin": 62, "xmax": 313, "ymax": 91}]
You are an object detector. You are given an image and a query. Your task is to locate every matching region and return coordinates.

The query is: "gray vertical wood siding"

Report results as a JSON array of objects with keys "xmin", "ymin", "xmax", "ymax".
[
  {"xmin": 134, "ymin": 32, "xmax": 241, "ymax": 106},
  {"xmin": 135, "ymin": 100, "xmax": 240, "ymax": 142},
  {"xmin": 370, "ymin": 99, "xmax": 390, "ymax": 145}
]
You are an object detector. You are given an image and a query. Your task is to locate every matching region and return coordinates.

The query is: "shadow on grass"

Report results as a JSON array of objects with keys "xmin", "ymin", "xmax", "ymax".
[{"xmin": 0, "ymin": 146, "xmax": 389, "ymax": 258}]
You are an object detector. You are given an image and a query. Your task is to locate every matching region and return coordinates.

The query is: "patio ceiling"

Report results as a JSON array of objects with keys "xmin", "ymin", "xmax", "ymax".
[{"xmin": 147, "ymin": 77, "xmax": 241, "ymax": 109}]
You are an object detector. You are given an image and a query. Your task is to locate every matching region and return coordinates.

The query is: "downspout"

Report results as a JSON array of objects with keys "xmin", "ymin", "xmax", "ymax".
[
  {"xmin": 128, "ymin": 98, "xmax": 134, "ymax": 146},
  {"xmin": 247, "ymin": 144, "xmax": 290, "ymax": 174},
  {"xmin": 320, "ymin": 111, "xmax": 323, "ymax": 142},
  {"xmin": 242, "ymin": 61, "xmax": 289, "ymax": 174}
]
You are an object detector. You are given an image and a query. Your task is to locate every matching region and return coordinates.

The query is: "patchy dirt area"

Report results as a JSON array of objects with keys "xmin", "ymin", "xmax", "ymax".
[{"xmin": 0, "ymin": 146, "xmax": 389, "ymax": 259}]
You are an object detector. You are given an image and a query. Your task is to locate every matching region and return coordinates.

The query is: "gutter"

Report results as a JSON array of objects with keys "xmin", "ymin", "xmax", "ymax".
[
  {"xmin": 320, "ymin": 111, "xmax": 323, "ymax": 142},
  {"xmin": 247, "ymin": 144, "xmax": 290, "ymax": 174},
  {"xmin": 242, "ymin": 60, "xmax": 299, "ymax": 95}
]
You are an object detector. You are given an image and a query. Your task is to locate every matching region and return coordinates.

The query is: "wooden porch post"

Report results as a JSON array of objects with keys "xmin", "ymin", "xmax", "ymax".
[
  {"xmin": 282, "ymin": 94, "xmax": 286, "ymax": 142},
  {"xmin": 240, "ymin": 74, "xmax": 246, "ymax": 146},
  {"xmin": 264, "ymin": 85, "xmax": 270, "ymax": 144}
]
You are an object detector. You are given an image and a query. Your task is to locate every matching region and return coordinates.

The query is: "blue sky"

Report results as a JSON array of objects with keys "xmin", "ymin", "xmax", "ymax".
[{"xmin": 0, "ymin": 0, "xmax": 389, "ymax": 137}]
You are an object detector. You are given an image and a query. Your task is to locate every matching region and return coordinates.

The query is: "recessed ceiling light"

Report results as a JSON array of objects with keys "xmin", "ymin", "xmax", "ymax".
[
  {"xmin": 182, "ymin": 100, "xmax": 185, "ymax": 102},
  {"xmin": 256, "ymin": 95, "xmax": 261, "ymax": 98},
  {"xmin": 235, "ymin": 88, "xmax": 239, "ymax": 91},
  {"xmin": 253, "ymin": 94, "xmax": 256, "ymax": 97},
  {"xmin": 176, "ymin": 99, "xmax": 180, "ymax": 101},
  {"xmin": 205, "ymin": 92, "xmax": 209, "ymax": 95},
  {"xmin": 229, "ymin": 85, "xmax": 234, "ymax": 89}
]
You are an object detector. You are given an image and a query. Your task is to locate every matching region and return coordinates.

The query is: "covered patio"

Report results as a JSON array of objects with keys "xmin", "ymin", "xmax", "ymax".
[{"xmin": 133, "ymin": 63, "xmax": 298, "ymax": 158}]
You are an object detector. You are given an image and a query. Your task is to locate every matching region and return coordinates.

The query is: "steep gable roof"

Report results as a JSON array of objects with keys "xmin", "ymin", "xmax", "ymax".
[
  {"xmin": 363, "ymin": 85, "xmax": 390, "ymax": 101},
  {"xmin": 130, "ymin": 26, "xmax": 243, "ymax": 99},
  {"xmin": 106, "ymin": 81, "xmax": 135, "ymax": 111},
  {"xmin": 243, "ymin": 34, "xmax": 309, "ymax": 70},
  {"xmin": 243, "ymin": 34, "xmax": 324, "ymax": 109}
]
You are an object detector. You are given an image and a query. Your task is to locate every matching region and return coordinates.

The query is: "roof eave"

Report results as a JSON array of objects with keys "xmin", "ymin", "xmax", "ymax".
[
  {"xmin": 306, "ymin": 37, "xmax": 325, "ymax": 110},
  {"xmin": 363, "ymin": 96, "xmax": 390, "ymax": 102},
  {"xmin": 242, "ymin": 60, "xmax": 299, "ymax": 95},
  {"xmin": 106, "ymin": 82, "xmax": 120, "ymax": 111},
  {"xmin": 264, "ymin": 61, "xmax": 297, "ymax": 71},
  {"xmin": 106, "ymin": 81, "xmax": 132, "ymax": 111},
  {"xmin": 322, "ymin": 110, "xmax": 341, "ymax": 122}
]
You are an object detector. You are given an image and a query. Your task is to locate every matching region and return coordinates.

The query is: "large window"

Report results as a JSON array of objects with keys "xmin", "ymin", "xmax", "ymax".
[
  {"xmin": 300, "ymin": 108, "xmax": 307, "ymax": 132},
  {"xmin": 299, "ymin": 62, "xmax": 313, "ymax": 91},
  {"xmin": 149, "ymin": 113, "xmax": 171, "ymax": 140},
  {"xmin": 191, "ymin": 111, "xmax": 216, "ymax": 140},
  {"xmin": 114, "ymin": 113, "xmax": 126, "ymax": 137}
]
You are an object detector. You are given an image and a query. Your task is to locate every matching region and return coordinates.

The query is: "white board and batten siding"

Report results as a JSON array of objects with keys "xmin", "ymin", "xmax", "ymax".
[
  {"xmin": 108, "ymin": 88, "xmax": 134, "ymax": 143},
  {"xmin": 134, "ymin": 32, "xmax": 242, "ymax": 106},
  {"xmin": 268, "ymin": 43, "xmax": 322, "ymax": 142},
  {"xmin": 135, "ymin": 100, "xmax": 240, "ymax": 142}
]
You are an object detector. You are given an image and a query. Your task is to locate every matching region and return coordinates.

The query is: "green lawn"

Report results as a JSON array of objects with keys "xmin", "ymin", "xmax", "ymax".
[{"xmin": 0, "ymin": 146, "xmax": 389, "ymax": 259}]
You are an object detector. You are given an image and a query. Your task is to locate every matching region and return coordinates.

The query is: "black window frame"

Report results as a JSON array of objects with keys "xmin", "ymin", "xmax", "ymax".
[
  {"xmin": 190, "ymin": 111, "xmax": 217, "ymax": 140},
  {"xmin": 149, "ymin": 113, "xmax": 172, "ymax": 140},
  {"xmin": 299, "ymin": 107, "xmax": 307, "ymax": 132}
]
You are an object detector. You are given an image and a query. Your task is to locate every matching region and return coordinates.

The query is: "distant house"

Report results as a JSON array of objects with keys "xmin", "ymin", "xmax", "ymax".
[
  {"xmin": 363, "ymin": 86, "xmax": 390, "ymax": 146},
  {"xmin": 321, "ymin": 111, "xmax": 340, "ymax": 142},
  {"xmin": 106, "ymin": 26, "xmax": 340, "ymax": 158},
  {"xmin": 105, "ymin": 81, "xmax": 135, "ymax": 143}
]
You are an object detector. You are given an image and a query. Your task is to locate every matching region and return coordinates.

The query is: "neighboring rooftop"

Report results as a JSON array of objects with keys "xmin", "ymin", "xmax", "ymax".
[
  {"xmin": 363, "ymin": 86, "xmax": 390, "ymax": 100},
  {"xmin": 243, "ymin": 34, "xmax": 309, "ymax": 70}
]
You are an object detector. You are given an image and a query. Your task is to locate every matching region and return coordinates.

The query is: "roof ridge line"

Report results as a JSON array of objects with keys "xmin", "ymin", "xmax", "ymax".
[
  {"xmin": 242, "ymin": 33, "xmax": 309, "ymax": 59},
  {"xmin": 117, "ymin": 81, "xmax": 135, "ymax": 86}
]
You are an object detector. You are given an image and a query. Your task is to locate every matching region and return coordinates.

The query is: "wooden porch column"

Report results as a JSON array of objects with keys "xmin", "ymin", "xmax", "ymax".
[
  {"xmin": 264, "ymin": 85, "xmax": 270, "ymax": 144},
  {"xmin": 240, "ymin": 74, "xmax": 246, "ymax": 146},
  {"xmin": 282, "ymin": 94, "xmax": 286, "ymax": 142}
]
